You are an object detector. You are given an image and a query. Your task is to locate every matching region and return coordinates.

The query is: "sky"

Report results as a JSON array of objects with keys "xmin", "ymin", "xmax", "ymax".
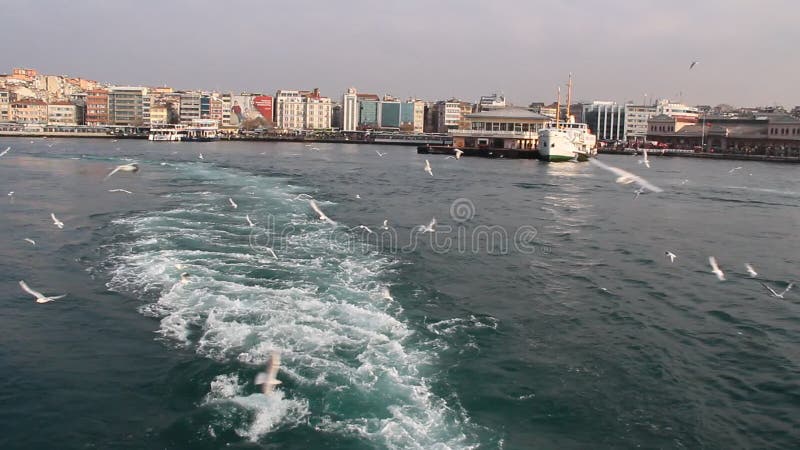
[{"xmin": 2, "ymin": 0, "xmax": 798, "ymax": 107}]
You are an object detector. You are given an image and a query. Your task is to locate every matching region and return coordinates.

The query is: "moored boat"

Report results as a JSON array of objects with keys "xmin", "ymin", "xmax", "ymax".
[{"xmin": 537, "ymin": 74, "xmax": 597, "ymax": 162}]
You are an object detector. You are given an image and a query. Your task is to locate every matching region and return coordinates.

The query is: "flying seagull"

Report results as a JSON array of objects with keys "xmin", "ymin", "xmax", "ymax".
[
  {"xmin": 760, "ymin": 282, "xmax": 794, "ymax": 299},
  {"xmin": 589, "ymin": 158, "xmax": 663, "ymax": 192},
  {"xmin": 179, "ymin": 272, "xmax": 191, "ymax": 284},
  {"xmin": 19, "ymin": 280, "xmax": 66, "ymax": 303},
  {"xmin": 745, "ymin": 263, "xmax": 758, "ymax": 278},
  {"xmin": 418, "ymin": 217, "xmax": 436, "ymax": 233},
  {"xmin": 634, "ymin": 187, "xmax": 646, "ymax": 199},
  {"xmin": 381, "ymin": 286, "xmax": 393, "ymax": 301},
  {"xmin": 689, "ymin": 61, "xmax": 698, "ymax": 70},
  {"xmin": 108, "ymin": 189, "xmax": 133, "ymax": 194},
  {"xmin": 104, "ymin": 163, "xmax": 139, "ymax": 180},
  {"xmin": 228, "ymin": 197, "xmax": 238, "ymax": 209},
  {"xmin": 728, "ymin": 166, "xmax": 742, "ymax": 173},
  {"xmin": 454, "ymin": 148, "xmax": 463, "ymax": 160},
  {"xmin": 424, "ymin": 159, "xmax": 433, "ymax": 176},
  {"xmin": 0, "ymin": 146, "xmax": 10, "ymax": 157},
  {"xmin": 309, "ymin": 199, "xmax": 335, "ymax": 225},
  {"xmin": 254, "ymin": 351, "xmax": 282, "ymax": 395},
  {"xmin": 198, "ymin": 153, "xmax": 204, "ymax": 160},
  {"xmin": 381, "ymin": 219, "xmax": 389, "ymax": 230},
  {"xmin": 263, "ymin": 247, "xmax": 278, "ymax": 259},
  {"xmin": 709, "ymin": 256, "xmax": 725, "ymax": 281},
  {"xmin": 24, "ymin": 238, "xmax": 36, "ymax": 246},
  {"xmin": 51, "ymin": 213, "xmax": 64, "ymax": 229},
  {"xmin": 246, "ymin": 214, "xmax": 255, "ymax": 227},
  {"xmin": 665, "ymin": 251, "xmax": 677, "ymax": 263},
  {"xmin": 375, "ymin": 150, "xmax": 386, "ymax": 157}
]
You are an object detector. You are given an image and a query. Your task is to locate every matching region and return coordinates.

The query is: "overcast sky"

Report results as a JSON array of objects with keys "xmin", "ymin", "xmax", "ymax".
[{"xmin": 2, "ymin": 0, "xmax": 797, "ymax": 107}]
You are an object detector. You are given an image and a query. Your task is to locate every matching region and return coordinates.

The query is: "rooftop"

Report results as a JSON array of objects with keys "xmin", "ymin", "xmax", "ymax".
[{"xmin": 466, "ymin": 107, "xmax": 552, "ymax": 120}]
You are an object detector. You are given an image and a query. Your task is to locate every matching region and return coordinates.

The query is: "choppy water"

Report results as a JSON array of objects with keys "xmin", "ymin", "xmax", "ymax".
[{"xmin": 0, "ymin": 138, "xmax": 798, "ymax": 449}]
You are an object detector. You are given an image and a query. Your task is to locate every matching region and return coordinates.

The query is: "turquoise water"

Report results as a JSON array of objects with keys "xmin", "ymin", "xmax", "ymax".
[{"xmin": 0, "ymin": 138, "xmax": 798, "ymax": 449}]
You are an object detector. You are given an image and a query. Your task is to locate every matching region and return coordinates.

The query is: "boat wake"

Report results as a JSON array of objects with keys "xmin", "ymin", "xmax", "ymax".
[{"xmin": 102, "ymin": 162, "xmax": 484, "ymax": 447}]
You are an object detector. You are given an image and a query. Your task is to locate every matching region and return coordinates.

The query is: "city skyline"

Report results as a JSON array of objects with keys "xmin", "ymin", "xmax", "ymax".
[{"xmin": 2, "ymin": 0, "xmax": 798, "ymax": 107}]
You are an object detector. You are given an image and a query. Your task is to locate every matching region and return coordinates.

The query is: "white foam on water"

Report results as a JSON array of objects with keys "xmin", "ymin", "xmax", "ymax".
[{"xmin": 103, "ymin": 163, "xmax": 484, "ymax": 448}]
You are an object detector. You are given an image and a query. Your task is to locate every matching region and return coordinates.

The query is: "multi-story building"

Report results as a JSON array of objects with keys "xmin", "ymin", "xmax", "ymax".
[
  {"xmin": 342, "ymin": 88, "xmax": 358, "ymax": 131},
  {"xmin": 10, "ymin": 98, "xmax": 48, "ymax": 123},
  {"xmin": 47, "ymin": 101, "xmax": 78, "ymax": 125},
  {"xmin": 400, "ymin": 99, "xmax": 425, "ymax": 132},
  {"xmin": 357, "ymin": 93, "xmax": 381, "ymax": 128},
  {"xmin": 9, "ymin": 68, "xmax": 38, "ymax": 83},
  {"xmin": 179, "ymin": 92, "xmax": 202, "ymax": 124},
  {"xmin": 274, "ymin": 90, "xmax": 304, "ymax": 130},
  {"xmin": 149, "ymin": 105, "xmax": 169, "ymax": 125},
  {"xmin": 302, "ymin": 88, "xmax": 332, "ymax": 130},
  {"xmin": 108, "ymin": 86, "xmax": 147, "ymax": 125},
  {"xmin": 0, "ymin": 90, "xmax": 10, "ymax": 122},
  {"xmin": 434, "ymin": 99, "xmax": 463, "ymax": 133},
  {"xmin": 380, "ymin": 97, "xmax": 402, "ymax": 129},
  {"xmin": 623, "ymin": 104, "xmax": 658, "ymax": 142},
  {"xmin": 221, "ymin": 93, "xmax": 233, "ymax": 127},
  {"xmin": 583, "ymin": 101, "xmax": 625, "ymax": 141},
  {"xmin": 478, "ymin": 93, "xmax": 506, "ymax": 112},
  {"xmin": 85, "ymin": 89, "xmax": 109, "ymax": 126}
]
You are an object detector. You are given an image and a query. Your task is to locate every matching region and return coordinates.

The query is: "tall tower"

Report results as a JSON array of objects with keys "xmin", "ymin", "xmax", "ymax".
[{"xmin": 342, "ymin": 87, "xmax": 358, "ymax": 131}]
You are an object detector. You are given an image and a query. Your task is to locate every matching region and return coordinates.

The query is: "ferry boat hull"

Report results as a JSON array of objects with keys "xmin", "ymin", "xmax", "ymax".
[{"xmin": 537, "ymin": 127, "xmax": 596, "ymax": 162}]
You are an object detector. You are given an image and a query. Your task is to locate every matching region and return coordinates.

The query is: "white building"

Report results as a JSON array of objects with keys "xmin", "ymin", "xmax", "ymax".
[
  {"xmin": 275, "ymin": 90, "xmax": 304, "ymax": 130},
  {"xmin": 47, "ymin": 101, "xmax": 78, "ymax": 125},
  {"xmin": 623, "ymin": 99, "xmax": 699, "ymax": 142},
  {"xmin": 0, "ymin": 90, "xmax": 10, "ymax": 122},
  {"xmin": 583, "ymin": 101, "xmax": 625, "ymax": 141},
  {"xmin": 303, "ymin": 89, "xmax": 332, "ymax": 130},
  {"xmin": 342, "ymin": 87, "xmax": 358, "ymax": 131},
  {"xmin": 436, "ymin": 100, "xmax": 462, "ymax": 132},
  {"xmin": 477, "ymin": 93, "xmax": 506, "ymax": 112}
]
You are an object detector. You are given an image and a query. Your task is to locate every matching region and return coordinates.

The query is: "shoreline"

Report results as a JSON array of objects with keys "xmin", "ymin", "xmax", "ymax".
[{"xmin": 2, "ymin": 132, "xmax": 799, "ymax": 163}]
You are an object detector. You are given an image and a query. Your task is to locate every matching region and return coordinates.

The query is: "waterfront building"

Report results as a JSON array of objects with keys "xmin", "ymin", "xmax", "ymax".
[
  {"xmin": 209, "ymin": 96, "xmax": 224, "ymax": 124},
  {"xmin": 433, "ymin": 100, "xmax": 462, "ymax": 133},
  {"xmin": 655, "ymin": 99, "xmax": 699, "ymax": 119},
  {"xmin": 646, "ymin": 113, "xmax": 800, "ymax": 155},
  {"xmin": 623, "ymin": 104, "xmax": 658, "ymax": 142},
  {"xmin": 85, "ymin": 89, "xmax": 109, "ymax": 126},
  {"xmin": 400, "ymin": 99, "xmax": 425, "ymax": 133},
  {"xmin": 0, "ymin": 90, "xmax": 10, "ymax": 122},
  {"xmin": 179, "ymin": 92, "xmax": 202, "ymax": 124},
  {"xmin": 458, "ymin": 101, "xmax": 474, "ymax": 130},
  {"xmin": 108, "ymin": 86, "xmax": 147, "ymax": 125},
  {"xmin": 477, "ymin": 93, "xmax": 506, "ymax": 112},
  {"xmin": 149, "ymin": 105, "xmax": 168, "ymax": 125},
  {"xmin": 47, "ymin": 101, "xmax": 78, "ymax": 126},
  {"xmin": 342, "ymin": 88, "xmax": 358, "ymax": 131},
  {"xmin": 450, "ymin": 107, "xmax": 550, "ymax": 149},
  {"xmin": 10, "ymin": 98, "xmax": 47, "ymax": 123},
  {"xmin": 275, "ymin": 90, "xmax": 304, "ymax": 130},
  {"xmin": 331, "ymin": 104, "xmax": 343, "ymax": 130},
  {"xmin": 380, "ymin": 97, "xmax": 402, "ymax": 129},
  {"xmin": 221, "ymin": 93, "xmax": 232, "ymax": 126},
  {"xmin": 583, "ymin": 101, "xmax": 625, "ymax": 141},
  {"xmin": 68, "ymin": 93, "xmax": 87, "ymax": 125},
  {"xmin": 303, "ymin": 88, "xmax": 332, "ymax": 130},
  {"xmin": 359, "ymin": 99, "xmax": 380, "ymax": 128}
]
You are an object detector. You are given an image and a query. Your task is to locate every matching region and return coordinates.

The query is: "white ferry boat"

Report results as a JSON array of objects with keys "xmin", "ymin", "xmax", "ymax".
[
  {"xmin": 537, "ymin": 74, "xmax": 597, "ymax": 162},
  {"xmin": 148, "ymin": 119, "xmax": 219, "ymax": 142},
  {"xmin": 148, "ymin": 124, "xmax": 186, "ymax": 141}
]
